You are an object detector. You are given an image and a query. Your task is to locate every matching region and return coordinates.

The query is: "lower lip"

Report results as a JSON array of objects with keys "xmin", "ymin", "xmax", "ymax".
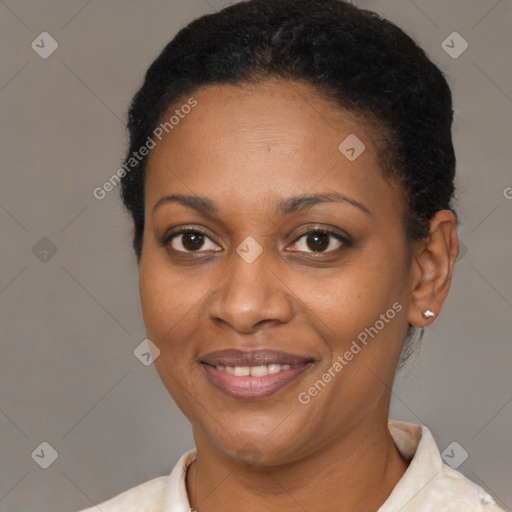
[{"xmin": 202, "ymin": 364, "xmax": 312, "ymax": 399}]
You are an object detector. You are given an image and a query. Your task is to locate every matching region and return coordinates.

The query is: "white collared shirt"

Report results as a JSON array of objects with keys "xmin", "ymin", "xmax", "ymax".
[{"xmin": 76, "ymin": 421, "xmax": 505, "ymax": 512}]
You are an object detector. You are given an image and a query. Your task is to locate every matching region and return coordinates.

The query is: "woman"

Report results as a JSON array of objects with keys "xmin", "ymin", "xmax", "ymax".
[{"xmin": 78, "ymin": 0, "xmax": 504, "ymax": 510}]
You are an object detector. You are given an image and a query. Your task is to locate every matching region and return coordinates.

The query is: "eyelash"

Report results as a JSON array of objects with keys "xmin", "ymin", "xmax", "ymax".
[{"xmin": 160, "ymin": 227, "xmax": 352, "ymax": 255}]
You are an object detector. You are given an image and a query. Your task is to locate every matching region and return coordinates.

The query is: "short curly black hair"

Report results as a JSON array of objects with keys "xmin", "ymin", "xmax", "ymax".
[{"xmin": 119, "ymin": 0, "xmax": 457, "ymax": 364}]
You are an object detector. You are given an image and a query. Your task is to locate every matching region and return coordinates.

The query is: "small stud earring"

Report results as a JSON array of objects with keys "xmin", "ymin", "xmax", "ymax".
[{"xmin": 422, "ymin": 309, "xmax": 435, "ymax": 319}]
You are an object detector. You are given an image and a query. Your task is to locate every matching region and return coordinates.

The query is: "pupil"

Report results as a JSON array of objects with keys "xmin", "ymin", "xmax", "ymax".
[
  {"xmin": 183, "ymin": 233, "xmax": 204, "ymax": 251},
  {"xmin": 307, "ymin": 232, "xmax": 328, "ymax": 252}
]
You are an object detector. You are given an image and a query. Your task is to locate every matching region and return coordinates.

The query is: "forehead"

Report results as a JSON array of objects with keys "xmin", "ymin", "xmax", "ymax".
[{"xmin": 144, "ymin": 79, "xmax": 401, "ymax": 218}]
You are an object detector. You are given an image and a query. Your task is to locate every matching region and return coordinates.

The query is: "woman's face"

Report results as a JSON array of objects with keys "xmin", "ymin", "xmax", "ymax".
[{"xmin": 140, "ymin": 79, "xmax": 415, "ymax": 464}]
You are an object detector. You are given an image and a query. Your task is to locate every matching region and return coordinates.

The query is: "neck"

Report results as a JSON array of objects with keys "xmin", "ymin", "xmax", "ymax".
[{"xmin": 186, "ymin": 418, "xmax": 409, "ymax": 512}]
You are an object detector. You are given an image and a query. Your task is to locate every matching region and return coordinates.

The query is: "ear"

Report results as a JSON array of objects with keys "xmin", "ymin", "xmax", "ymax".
[{"xmin": 407, "ymin": 210, "xmax": 459, "ymax": 327}]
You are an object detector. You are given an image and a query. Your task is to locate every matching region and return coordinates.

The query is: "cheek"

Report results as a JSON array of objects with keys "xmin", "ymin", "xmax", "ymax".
[
  {"xmin": 294, "ymin": 253, "xmax": 410, "ymax": 389},
  {"xmin": 138, "ymin": 250, "xmax": 202, "ymax": 345},
  {"xmin": 294, "ymin": 265, "xmax": 407, "ymax": 417},
  {"xmin": 138, "ymin": 252, "xmax": 209, "ymax": 410},
  {"xmin": 297, "ymin": 264, "xmax": 399, "ymax": 339}
]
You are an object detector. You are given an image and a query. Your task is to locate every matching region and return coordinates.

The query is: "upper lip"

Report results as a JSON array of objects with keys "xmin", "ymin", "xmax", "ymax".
[{"xmin": 200, "ymin": 349, "xmax": 313, "ymax": 367}]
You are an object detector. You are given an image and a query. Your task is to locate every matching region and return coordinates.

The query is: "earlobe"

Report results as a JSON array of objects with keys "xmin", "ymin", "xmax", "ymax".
[{"xmin": 407, "ymin": 210, "xmax": 459, "ymax": 327}]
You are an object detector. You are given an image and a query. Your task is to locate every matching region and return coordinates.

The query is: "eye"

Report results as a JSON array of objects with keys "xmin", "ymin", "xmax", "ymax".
[
  {"xmin": 161, "ymin": 227, "xmax": 350, "ymax": 255},
  {"xmin": 288, "ymin": 229, "xmax": 349, "ymax": 254},
  {"xmin": 164, "ymin": 229, "xmax": 221, "ymax": 253}
]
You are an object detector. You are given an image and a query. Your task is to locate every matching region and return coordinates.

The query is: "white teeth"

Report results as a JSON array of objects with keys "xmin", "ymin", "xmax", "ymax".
[
  {"xmin": 250, "ymin": 365, "xmax": 269, "ymax": 377},
  {"xmin": 215, "ymin": 363, "xmax": 295, "ymax": 375},
  {"xmin": 234, "ymin": 366, "xmax": 251, "ymax": 376},
  {"xmin": 268, "ymin": 364, "xmax": 282, "ymax": 374}
]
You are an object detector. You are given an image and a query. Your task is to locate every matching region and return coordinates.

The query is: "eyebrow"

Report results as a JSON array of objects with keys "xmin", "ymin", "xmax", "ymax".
[
  {"xmin": 278, "ymin": 192, "xmax": 371, "ymax": 216},
  {"xmin": 151, "ymin": 192, "xmax": 372, "ymax": 216}
]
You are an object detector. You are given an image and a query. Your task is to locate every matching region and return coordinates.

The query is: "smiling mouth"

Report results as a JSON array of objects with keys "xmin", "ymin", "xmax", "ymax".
[{"xmin": 199, "ymin": 349, "xmax": 315, "ymax": 399}]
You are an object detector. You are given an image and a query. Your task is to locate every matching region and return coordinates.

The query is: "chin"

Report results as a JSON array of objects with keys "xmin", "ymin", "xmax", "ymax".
[{"xmin": 203, "ymin": 419, "xmax": 314, "ymax": 467}]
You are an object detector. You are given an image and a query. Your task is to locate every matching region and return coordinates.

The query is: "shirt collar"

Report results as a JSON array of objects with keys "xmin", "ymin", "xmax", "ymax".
[
  {"xmin": 377, "ymin": 421, "xmax": 442, "ymax": 511},
  {"xmin": 162, "ymin": 448, "xmax": 197, "ymax": 512}
]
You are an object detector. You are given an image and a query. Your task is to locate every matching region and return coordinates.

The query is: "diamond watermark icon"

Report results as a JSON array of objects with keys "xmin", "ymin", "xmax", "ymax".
[
  {"xmin": 441, "ymin": 32, "xmax": 468, "ymax": 59},
  {"xmin": 31, "ymin": 442, "xmax": 58, "ymax": 469},
  {"xmin": 237, "ymin": 442, "xmax": 263, "ymax": 464},
  {"xmin": 32, "ymin": 237, "xmax": 58, "ymax": 263},
  {"xmin": 441, "ymin": 441, "xmax": 468, "ymax": 469},
  {"xmin": 236, "ymin": 236, "xmax": 263, "ymax": 263},
  {"xmin": 134, "ymin": 338, "xmax": 161, "ymax": 366},
  {"xmin": 31, "ymin": 32, "xmax": 59, "ymax": 59},
  {"xmin": 338, "ymin": 134, "xmax": 366, "ymax": 161}
]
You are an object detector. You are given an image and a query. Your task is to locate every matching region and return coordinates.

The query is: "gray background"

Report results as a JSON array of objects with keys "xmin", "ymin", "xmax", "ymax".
[{"xmin": 0, "ymin": 0, "xmax": 511, "ymax": 511}]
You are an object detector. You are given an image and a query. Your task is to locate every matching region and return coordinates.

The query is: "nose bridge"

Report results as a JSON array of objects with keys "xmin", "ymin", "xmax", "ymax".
[
  {"xmin": 207, "ymin": 240, "xmax": 292, "ymax": 332},
  {"xmin": 230, "ymin": 250, "xmax": 267, "ymax": 300}
]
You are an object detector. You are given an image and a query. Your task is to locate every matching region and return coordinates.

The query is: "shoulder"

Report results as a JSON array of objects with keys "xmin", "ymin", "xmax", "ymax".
[
  {"xmin": 75, "ymin": 475, "xmax": 168, "ymax": 512},
  {"xmin": 426, "ymin": 463, "xmax": 505, "ymax": 512},
  {"xmin": 383, "ymin": 421, "xmax": 505, "ymax": 512}
]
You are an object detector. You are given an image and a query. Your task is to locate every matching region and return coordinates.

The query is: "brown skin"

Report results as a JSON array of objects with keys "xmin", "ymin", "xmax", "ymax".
[{"xmin": 138, "ymin": 79, "xmax": 459, "ymax": 512}]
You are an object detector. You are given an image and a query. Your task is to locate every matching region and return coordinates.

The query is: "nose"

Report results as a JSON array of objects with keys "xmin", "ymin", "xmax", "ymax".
[{"xmin": 207, "ymin": 247, "xmax": 294, "ymax": 334}]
